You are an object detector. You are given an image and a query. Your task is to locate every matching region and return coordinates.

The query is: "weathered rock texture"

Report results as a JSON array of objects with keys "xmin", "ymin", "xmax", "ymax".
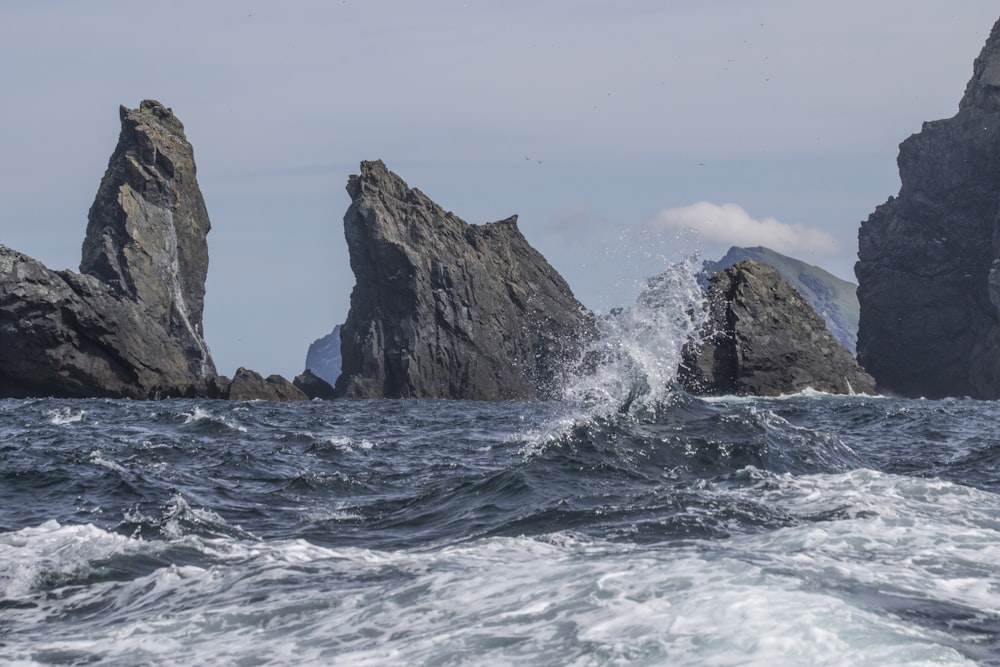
[
  {"xmin": 0, "ymin": 101, "xmax": 217, "ymax": 398},
  {"xmin": 225, "ymin": 368, "xmax": 307, "ymax": 402},
  {"xmin": 708, "ymin": 246, "xmax": 860, "ymax": 354},
  {"xmin": 857, "ymin": 16, "xmax": 1000, "ymax": 398},
  {"xmin": 335, "ymin": 160, "xmax": 595, "ymax": 399},
  {"xmin": 681, "ymin": 261, "xmax": 876, "ymax": 396}
]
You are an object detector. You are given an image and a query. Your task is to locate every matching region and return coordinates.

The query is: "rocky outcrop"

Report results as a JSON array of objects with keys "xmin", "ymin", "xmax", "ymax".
[
  {"xmin": 681, "ymin": 261, "xmax": 876, "ymax": 396},
  {"xmin": 305, "ymin": 325, "xmax": 342, "ymax": 387},
  {"xmin": 0, "ymin": 101, "xmax": 217, "ymax": 398},
  {"xmin": 856, "ymin": 16, "xmax": 1000, "ymax": 398},
  {"xmin": 707, "ymin": 246, "xmax": 860, "ymax": 354},
  {"xmin": 293, "ymin": 370, "xmax": 337, "ymax": 400},
  {"xmin": 335, "ymin": 160, "xmax": 595, "ymax": 399},
  {"xmin": 223, "ymin": 368, "xmax": 307, "ymax": 402}
]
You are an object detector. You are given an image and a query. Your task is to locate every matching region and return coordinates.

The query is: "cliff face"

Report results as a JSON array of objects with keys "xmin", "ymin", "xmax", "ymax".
[
  {"xmin": 681, "ymin": 261, "xmax": 875, "ymax": 397},
  {"xmin": 856, "ymin": 17, "xmax": 1000, "ymax": 398},
  {"xmin": 0, "ymin": 101, "xmax": 217, "ymax": 398},
  {"xmin": 335, "ymin": 160, "xmax": 595, "ymax": 399}
]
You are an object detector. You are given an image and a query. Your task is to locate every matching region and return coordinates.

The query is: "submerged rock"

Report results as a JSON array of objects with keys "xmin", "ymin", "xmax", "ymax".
[
  {"xmin": 0, "ymin": 101, "xmax": 217, "ymax": 398},
  {"xmin": 857, "ymin": 16, "xmax": 1000, "ymax": 398},
  {"xmin": 335, "ymin": 160, "xmax": 595, "ymax": 399},
  {"xmin": 681, "ymin": 261, "xmax": 876, "ymax": 396}
]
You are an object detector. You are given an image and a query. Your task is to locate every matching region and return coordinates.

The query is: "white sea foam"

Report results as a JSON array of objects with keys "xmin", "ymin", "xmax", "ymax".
[
  {"xmin": 181, "ymin": 406, "xmax": 248, "ymax": 432},
  {"xmin": 46, "ymin": 407, "xmax": 85, "ymax": 425},
  {"xmin": 2, "ymin": 508, "xmax": 988, "ymax": 666},
  {"xmin": 563, "ymin": 256, "xmax": 707, "ymax": 416}
]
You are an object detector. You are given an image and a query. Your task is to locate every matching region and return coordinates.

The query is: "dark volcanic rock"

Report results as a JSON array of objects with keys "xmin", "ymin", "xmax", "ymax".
[
  {"xmin": 335, "ymin": 160, "xmax": 595, "ymax": 399},
  {"xmin": 224, "ymin": 368, "xmax": 307, "ymax": 402},
  {"xmin": 0, "ymin": 101, "xmax": 217, "ymax": 398},
  {"xmin": 681, "ymin": 261, "xmax": 876, "ymax": 396},
  {"xmin": 857, "ymin": 17, "xmax": 1000, "ymax": 398},
  {"xmin": 294, "ymin": 369, "xmax": 336, "ymax": 400}
]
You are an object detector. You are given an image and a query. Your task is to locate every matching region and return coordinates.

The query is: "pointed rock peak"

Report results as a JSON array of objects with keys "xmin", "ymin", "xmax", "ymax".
[
  {"xmin": 347, "ymin": 159, "xmax": 416, "ymax": 203},
  {"xmin": 960, "ymin": 16, "xmax": 1000, "ymax": 113},
  {"xmin": 81, "ymin": 100, "xmax": 214, "ymax": 379}
]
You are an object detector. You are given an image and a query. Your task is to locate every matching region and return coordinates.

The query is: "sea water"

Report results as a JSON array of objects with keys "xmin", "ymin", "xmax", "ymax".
[{"xmin": 2, "ymin": 264, "xmax": 1000, "ymax": 665}]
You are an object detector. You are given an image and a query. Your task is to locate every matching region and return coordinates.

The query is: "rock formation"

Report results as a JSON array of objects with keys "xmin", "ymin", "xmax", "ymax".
[
  {"xmin": 335, "ymin": 160, "xmax": 595, "ymax": 400},
  {"xmin": 681, "ymin": 261, "xmax": 876, "ymax": 396},
  {"xmin": 707, "ymin": 246, "xmax": 860, "ymax": 354},
  {"xmin": 293, "ymin": 369, "xmax": 337, "ymax": 400},
  {"xmin": 0, "ymin": 100, "xmax": 301, "ymax": 400},
  {"xmin": 856, "ymin": 16, "xmax": 1000, "ymax": 398},
  {"xmin": 304, "ymin": 325, "xmax": 342, "ymax": 387},
  {"xmin": 224, "ymin": 368, "xmax": 307, "ymax": 402},
  {"xmin": 0, "ymin": 101, "xmax": 216, "ymax": 398}
]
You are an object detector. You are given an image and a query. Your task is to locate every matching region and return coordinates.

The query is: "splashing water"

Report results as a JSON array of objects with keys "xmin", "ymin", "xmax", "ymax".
[{"xmin": 563, "ymin": 256, "xmax": 707, "ymax": 414}]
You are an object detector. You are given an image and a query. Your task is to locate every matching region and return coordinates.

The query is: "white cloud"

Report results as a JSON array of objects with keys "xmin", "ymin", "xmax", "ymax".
[{"xmin": 651, "ymin": 202, "xmax": 839, "ymax": 255}]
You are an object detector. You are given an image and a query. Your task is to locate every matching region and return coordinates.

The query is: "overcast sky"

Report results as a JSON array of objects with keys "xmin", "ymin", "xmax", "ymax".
[{"xmin": 1, "ymin": 2, "xmax": 997, "ymax": 378}]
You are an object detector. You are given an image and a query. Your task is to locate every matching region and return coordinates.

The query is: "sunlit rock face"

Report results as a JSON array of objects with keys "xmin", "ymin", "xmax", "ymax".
[
  {"xmin": 0, "ymin": 101, "xmax": 217, "ymax": 398},
  {"xmin": 856, "ymin": 16, "xmax": 1000, "ymax": 398},
  {"xmin": 335, "ymin": 160, "xmax": 596, "ymax": 400}
]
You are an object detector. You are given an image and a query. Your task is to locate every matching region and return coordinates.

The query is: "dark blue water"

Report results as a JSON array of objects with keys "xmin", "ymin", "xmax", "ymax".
[{"xmin": 2, "ymin": 393, "xmax": 1000, "ymax": 665}]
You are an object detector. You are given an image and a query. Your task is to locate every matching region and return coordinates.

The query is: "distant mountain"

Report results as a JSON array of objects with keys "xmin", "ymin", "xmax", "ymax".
[
  {"xmin": 305, "ymin": 325, "xmax": 342, "ymax": 387},
  {"xmin": 704, "ymin": 246, "xmax": 859, "ymax": 354}
]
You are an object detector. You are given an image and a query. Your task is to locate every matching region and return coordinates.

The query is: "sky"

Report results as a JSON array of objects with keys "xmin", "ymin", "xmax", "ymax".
[{"xmin": 1, "ymin": 2, "xmax": 997, "ymax": 379}]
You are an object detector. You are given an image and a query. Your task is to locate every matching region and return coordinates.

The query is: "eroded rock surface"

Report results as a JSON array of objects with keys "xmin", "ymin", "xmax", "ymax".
[
  {"xmin": 857, "ymin": 16, "xmax": 1000, "ymax": 398},
  {"xmin": 0, "ymin": 101, "xmax": 217, "ymax": 398},
  {"xmin": 335, "ymin": 160, "xmax": 595, "ymax": 399},
  {"xmin": 681, "ymin": 261, "xmax": 876, "ymax": 396}
]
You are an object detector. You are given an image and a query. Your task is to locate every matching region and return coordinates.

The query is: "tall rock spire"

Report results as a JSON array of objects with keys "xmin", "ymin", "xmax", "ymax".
[
  {"xmin": 0, "ymin": 101, "xmax": 217, "ymax": 398},
  {"xmin": 81, "ymin": 100, "xmax": 214, "ymax": 377}
]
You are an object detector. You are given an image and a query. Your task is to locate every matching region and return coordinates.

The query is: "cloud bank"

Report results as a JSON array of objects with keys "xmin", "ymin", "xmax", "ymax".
[{"xmin": 651, "ymin": 202, "xmax": 839, "ymax": 255}]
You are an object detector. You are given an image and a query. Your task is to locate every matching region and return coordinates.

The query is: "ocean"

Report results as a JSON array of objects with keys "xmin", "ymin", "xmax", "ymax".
[{"xmin": 3, "ymin": 265, "xmax": 1000, "ymax": 665}]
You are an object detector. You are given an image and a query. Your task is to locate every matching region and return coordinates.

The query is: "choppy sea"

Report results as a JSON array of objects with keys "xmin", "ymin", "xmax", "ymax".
[{"xmin": 4, "ymin": 264, "xmax": 1000, "ymax": 665}]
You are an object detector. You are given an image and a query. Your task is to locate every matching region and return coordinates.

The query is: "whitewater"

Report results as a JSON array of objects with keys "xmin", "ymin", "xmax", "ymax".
[{"xmin": 3, "ymin": 264, "xmax": 1000, "ymax": 665}]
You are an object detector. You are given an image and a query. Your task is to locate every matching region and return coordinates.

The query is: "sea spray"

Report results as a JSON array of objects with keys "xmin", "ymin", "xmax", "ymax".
[{"xmin": 563, "ymin": 256, "xmax": 707, "ymax": 415}]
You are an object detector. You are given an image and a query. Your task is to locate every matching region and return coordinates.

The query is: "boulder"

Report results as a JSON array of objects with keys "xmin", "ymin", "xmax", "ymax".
[
  {"xmin": 856, "ymin": 16, "xmax": 1000, "ymax": 398},
  {"xmin": 0, "ymin": 101, "xmax": 217, "ymax": 398},
  {"xmin": 335, "ymin": 160, "xmax": 595, "ymax": 399},
  {"xmin": 681, "ymin": 261, "xmax": 876, "ymax": 396}
]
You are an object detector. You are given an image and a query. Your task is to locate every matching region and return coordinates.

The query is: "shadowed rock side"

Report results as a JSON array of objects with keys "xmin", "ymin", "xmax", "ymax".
[
  {"xmin": 335, "ymin": 160, "xmax": 596, "ymax": 399},
  {"xmin": 681, "ymin": 261, "xmax": 876, "ymax": 397},
  {"xmin": 857, "ymin": 16, "xmax": 1000, "ymax": 398}
]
